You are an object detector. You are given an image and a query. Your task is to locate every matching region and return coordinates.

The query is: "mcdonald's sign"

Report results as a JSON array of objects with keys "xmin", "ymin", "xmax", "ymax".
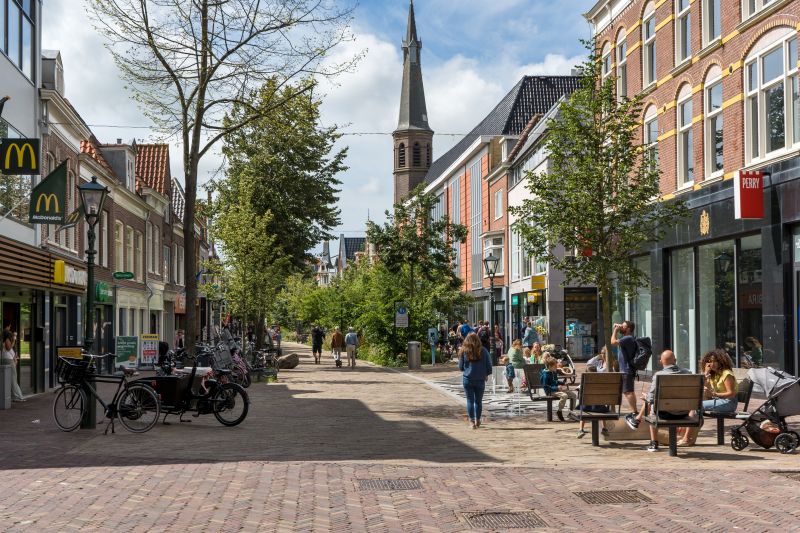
[
  {"xmin": 29, "ymin": 161, "xmax": 67, "ymax": 224},
  {"xmin": 0, "ymin": 138, "xmax": 40, "ymax": 175}
]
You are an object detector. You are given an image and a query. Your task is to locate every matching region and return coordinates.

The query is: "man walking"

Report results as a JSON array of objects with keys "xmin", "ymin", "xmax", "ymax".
[
  {"xmin": 624, "ymin": 350, "xmax": 690, "ymax": 452},
  {"xmin": 345, "ymin": 327, "xmax": 359, "ymax": 368},
  {"xmin": 522, "ymin": 320, "xmax": 536, "ymax": 349},
  {"xmin": 610, "ymin": 320, "xmax": 638, "ymax": 414},
  {"xmin": 310, "ymin": 325, "xmax": 324, "ymax": 364}
]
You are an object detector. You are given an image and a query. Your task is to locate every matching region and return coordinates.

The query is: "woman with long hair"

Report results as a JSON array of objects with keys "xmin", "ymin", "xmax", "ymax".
[
  {"xmin": 458, "ymin": 332, "xmax": 493, "ymax": 429},
  {"xmin": 678, "ymin": 349, "xmax": 738, "ymax": 447}
]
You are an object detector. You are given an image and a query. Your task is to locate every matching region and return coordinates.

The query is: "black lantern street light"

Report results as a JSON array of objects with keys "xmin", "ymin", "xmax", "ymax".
[
  {"xmin": 78, "ymin": 176, "xmax": 109, "ymax": 429},
  {"xmin": 483, "ymin": 253, "xmax": 500, "ymax": 362}
]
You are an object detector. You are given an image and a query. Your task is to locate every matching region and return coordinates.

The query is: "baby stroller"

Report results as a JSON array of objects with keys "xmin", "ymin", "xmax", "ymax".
[
  {"xmin": 730, "ymin": 367, "xmax": 800, "ymax": 454},
  {"xmin": 550, "ymin": 345, "xmax": 577, "ymax": 386}
]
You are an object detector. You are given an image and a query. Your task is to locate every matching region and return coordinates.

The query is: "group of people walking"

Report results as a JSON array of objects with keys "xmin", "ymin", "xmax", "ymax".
[{"xmin": 310, "ymin": 325, "xmax": 359, "ymax": 368}]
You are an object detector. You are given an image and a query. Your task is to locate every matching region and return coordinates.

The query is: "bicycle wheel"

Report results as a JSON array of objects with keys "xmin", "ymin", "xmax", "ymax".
[
  {"xmin": 53, "ymin": 385, "xmax": 85, "ymax": 432},
  {"xmin": 212, "ymin": 382, "xmax": 249, "ymax": 426},
  {"xmin": 116, "ymin": 383, "xmax": 160, "ymax": 433}
]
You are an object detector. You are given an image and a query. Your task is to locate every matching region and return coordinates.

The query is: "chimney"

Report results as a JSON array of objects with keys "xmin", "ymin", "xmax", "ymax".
[{"xmin": 116, "ymin": 138, "xmax": 122, "ymax": 144}]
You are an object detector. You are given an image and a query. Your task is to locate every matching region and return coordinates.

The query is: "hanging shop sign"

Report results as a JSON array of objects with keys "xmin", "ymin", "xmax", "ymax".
[
  {"xmin": 52, "ymin": 260, "xmax": 88, "ymax": 287},
  {"xmin": 511, "ymin": 294, "xmax": 519, "ymax": 306},
  {"xmin": 530, "ymin": 275, "xmax": 546, "ymax": 290},
  {"xmin": 95, "ymin": 281, "xmax": 113, "ymax": 303},
  {"xmin": 28, "ymin": 162, "xmax": 67, "ymax": 224},
  {"xmin": 734, "ymin": 170, "xmax": 766, "ymax": 220},
  {"xmin": 0, "ymin": 138, "xmax": 40, "ymax": 175},
  {"xmin": 175, "ymin": 292, "xmax": 187, "ymax": 314}
]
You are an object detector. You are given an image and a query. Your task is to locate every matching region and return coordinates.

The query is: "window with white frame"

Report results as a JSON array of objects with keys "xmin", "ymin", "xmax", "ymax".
[
  {"xmin": 100, "ymin": 211, "xmax": 108, "ymax": 267},
  {"xmin": 494, "ymin": 189, "xmax": 503, "ymax": 219},
  {"xmin": 135, "ymin": 231, "xmax": 143, "ymax": 282},
  {"xmin": 483, "ymin": 236, "xmax": 504, "ymax": 276},
  {"xmin": 146, "ymin": 221, "xmax": 153, "ymax": 272},
  {"xmin": 616, "ymin": 31, "xmax": 628, "ymax": 100},
  {"xmin": 470, "ymin": 160, "xmax": 482, "ymax": 289},
  {"xmin": 601, "ymin": 42, "xmax": 612, "ymax": 82},
  {"xmin": 114, "ymin": 221, "xmax": 124, "ymax": 272},
  {"xmin": 745, "ymin": 30, "xmax": 799, "ymax": 163},
  {"xmin": 702, "ymin": 0, "xmax": 721, "ymax": 46},
  {"xmin": 173, "ymin": 243, "xmax": 178, "ymax": 283},
  {"xmin": 125, "ymin": 226, "xmax": 134, "ymax": 274},
  {"xmin": 451, "ymin": 178, "xmax": 461, "ymax": 275},
  {"xmin": 644, "ymin": 105, "xmax": 659, "ymax": 169},
  {"xmin": 704, "ymin": 66, "xmax": 724, "ymax": 177},
  {"xmin": 177, "ymin": 246, "xmax": 185, "ymax": 286},
  {"xmin": 510, "ymin": 228, "xmax": 520, "ymax": 281},
  {"xmin": 677, "ymin": 85, "xmax": 694, "ymax": 187},
  {"xmin": 163, "ymin": 245, "xmax": 170, "ymax": 281},
  {"xmin": 676, "ymin": 0, "xmax": 691, "ymax": 64},
  {"xmin": 744, "ymin": 0, "xmax": 776, "ymax": 20},
  {"xmin": 154, "ymin": 228, "xmax": 160, "ymax": 275},
  {"xmin": 642, "ymin": 3, "xmax": 657, "ymax": 87}
]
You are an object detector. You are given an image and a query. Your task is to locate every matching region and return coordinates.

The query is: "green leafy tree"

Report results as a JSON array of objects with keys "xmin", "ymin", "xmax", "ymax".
[
  {"xmin": 219, "ymin": 79, "xmax": 348, "ymax": 269},
  {"xmin": 509, "ymin": 41, "xmax": 688, "ymax": 369}
]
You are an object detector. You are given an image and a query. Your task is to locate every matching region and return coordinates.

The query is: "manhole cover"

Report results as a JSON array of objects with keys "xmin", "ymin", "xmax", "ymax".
[
  {"xmin": 357, "ymin": 478, "xmax": 422, "ymax": 491},
  {"xmin": 772, "ymin": 471, "xmax": 800, "ymax": 481},
  {"xmin": 574, "ymin": 490, "xmax": 653, "ymax": 504},
  {"xmin": 459, "ymin": 511, "xmax": 547, "ymax": 529}
]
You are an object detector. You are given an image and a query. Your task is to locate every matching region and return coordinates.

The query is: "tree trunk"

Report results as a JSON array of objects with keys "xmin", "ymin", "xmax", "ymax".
[
  {"xmin": 184, "ymin": 158, "xmax": 199, "ymax": 353},
  {"xmin": 600, "ymin": 285, "xmax": 618, "ymax": 372},
  {"xmin": 255, "ymin": 313, "xmax": 266, "ymax": 350}
]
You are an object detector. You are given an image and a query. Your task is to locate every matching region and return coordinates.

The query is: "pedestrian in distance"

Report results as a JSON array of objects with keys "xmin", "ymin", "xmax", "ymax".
[
  {"xmin": 344, "ymin": 327, "xmax": 359, "ymax": 368},
  {"xmin": 1, "ymin": 320, "xmax": 24, "ymax": 402},
  {"xmin": 458, "ymin": 332, "xmax": 492, "ymax": 429},
  {"xmin": 310, "ymin": 325, "xmax": 325, "ymax": 364},
  {"xmin": 522, "ymin": 321, "xmax": 536, "ymax": 349},
  {"xmin": 459, "ymin": 320, "xmax": 472, "ymax": 339},
  {"xmin": 610, "ymin": 320, "xmax": 638, "ymax": 414},
  {"xmin": 330, "ymin": 328, "xmax": 345, "ymax": 368}
]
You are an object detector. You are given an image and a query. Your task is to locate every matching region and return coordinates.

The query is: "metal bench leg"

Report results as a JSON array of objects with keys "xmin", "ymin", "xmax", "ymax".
[
  {"xmin": 716, "ymin": 418, "xmax": 725, "ymax": 445},
  {"xmin": 569, "ymin": 397, "xmax": 575, "ymax": 411},
  {"xmin": 591, "ymin": 420, "xmax": 600, "ymax": 447},
  {"xmin": 546, "ymin": 400, "xmax": 553, "ymax": 422},
  {"xmin": 668, "ymin": 427, "xmax": 677, "ymax": 457}
]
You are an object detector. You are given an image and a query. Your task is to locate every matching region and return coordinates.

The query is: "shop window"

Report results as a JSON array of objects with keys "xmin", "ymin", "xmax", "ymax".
[
  {"xmin": 642, "ymin": 3, "xmax": 657, "ymax": 88},
  {"xmin": 630, "ymin": 255, "xmax": 652, "ymax": 341},
  {"xmin": 745, "ymin": 31, "xmax": 799, "ymax": 163},
  {"xmin": 738, "ymin": 235, "xmax": 764, "ymax": 367},
  {"xmin": 2, "ymin": 0, "xmax": 36, "ymax": 80},
  {"xmin": 671, "ymin": 248, "xmax": 696, "ymax": 371},
  {"xmin": 698, "ymin": 240, "xmax": 736, "ymax": 362},
  {"xmin": 675, "ymin": 0, "xmax": 691, "ymax": 64},
  {"xmin": 616, "ymin": 30, "xmax": 628, "ymax": 100},
  {"xmin": 704, "ymin": 68, "xmax": 724, "ymax": 178}
]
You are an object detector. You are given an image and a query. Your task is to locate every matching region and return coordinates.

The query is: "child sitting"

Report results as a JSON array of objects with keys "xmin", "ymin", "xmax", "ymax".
[
  {"xmin": 572, "ymin": 366, "xmax": 610, "ymax": 438},
  {"xmin": 540, "ymin": 354, "xmax": 577, "ymax": 421}
]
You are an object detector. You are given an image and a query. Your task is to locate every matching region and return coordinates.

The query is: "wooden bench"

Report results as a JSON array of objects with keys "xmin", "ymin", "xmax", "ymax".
[
  {"xmin": 644, "ymin": 374, "xmax": 704, "ymax": 457},
  {"xmin": 703, "ymin": 378, "xmax": 754, "ymax": 445},
  {"xmin": 576, "ymin": 372, "xmax": 624, "ymax": 446},
  {"xmin": 523, "ymin": 364, "xmax": 574, "ymax": 422}
]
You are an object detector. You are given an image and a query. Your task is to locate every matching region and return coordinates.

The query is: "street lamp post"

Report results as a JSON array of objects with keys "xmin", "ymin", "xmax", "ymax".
[
  {"xmin": 483, "ymin": 253, "xmax": 500, "ymax": 363},
  {"xmin": 78, "ymin": 176, "xmax": 109, "ymax": 429}
]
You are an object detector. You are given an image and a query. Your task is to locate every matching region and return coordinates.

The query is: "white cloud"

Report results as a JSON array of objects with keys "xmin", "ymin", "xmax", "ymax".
[{"xmin": 514, "ymin": 53, "xmax": 585, "ymax": 79}]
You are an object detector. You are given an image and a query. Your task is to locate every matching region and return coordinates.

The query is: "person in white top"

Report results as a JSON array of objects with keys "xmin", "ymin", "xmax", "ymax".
[
  {"xmin": 1, "ymin": 321, "xmax": 24, "ymax": 402},
  {"xmin": 586, "ymin": 347, "xmax": 608, "ymax": 372},
  {"xmin": 344, "ymin": 328, "xmax": 359, "ymax": 368}
]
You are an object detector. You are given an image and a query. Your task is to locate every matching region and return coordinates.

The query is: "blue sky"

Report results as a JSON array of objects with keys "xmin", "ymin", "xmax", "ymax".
[{"xmin": 44, "ymin": 0, "xmax": 592, "ymax": 254}]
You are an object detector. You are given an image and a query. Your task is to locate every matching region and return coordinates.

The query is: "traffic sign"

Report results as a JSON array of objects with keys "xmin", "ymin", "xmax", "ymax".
[
  {"xmin": 395, "ymin": 305, "xmax": 409, "ymax": 328},
  {"xmin": 112, "ymin": 271, "xmax": 134, "ymax": 280}
]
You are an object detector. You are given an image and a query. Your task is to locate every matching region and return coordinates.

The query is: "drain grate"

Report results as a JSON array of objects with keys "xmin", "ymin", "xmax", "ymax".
[
  {"xmin": 574, "ymin": 490, "xmax": 653, "ymax": 504},
  {"xmin": 357, "ymin": 478, "xmax": 422, "ymax": 491},
  {"xmin": 772, "ymin": 471, "xmax": 800, "ymax": 481},
  {"xmin": 459, "ymin": 511, "xmax": 547, "ymax": 529}
]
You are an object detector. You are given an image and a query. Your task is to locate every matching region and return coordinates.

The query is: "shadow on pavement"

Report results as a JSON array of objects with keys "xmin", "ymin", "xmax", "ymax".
[{"xmin": 0, "ymin": 372, "xmax": 495, "ymax": 470}]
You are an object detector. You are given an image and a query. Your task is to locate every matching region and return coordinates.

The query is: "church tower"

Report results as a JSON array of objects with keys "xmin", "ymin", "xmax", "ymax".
[{"xmin": 393, "ymin": 0, "xmax": 433, "ymax": 203}]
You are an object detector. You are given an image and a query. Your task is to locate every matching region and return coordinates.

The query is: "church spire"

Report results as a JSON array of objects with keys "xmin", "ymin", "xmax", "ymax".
[{"xmin": 396, "ymin": 0, "xmax": 431, "ymax": 133}]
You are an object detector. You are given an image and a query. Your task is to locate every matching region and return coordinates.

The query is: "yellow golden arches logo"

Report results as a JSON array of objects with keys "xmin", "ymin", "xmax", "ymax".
[
  {"xmin": 4, "ymin": 142, "xmax": 36, "ymax": 170},
  {"xmin": 35, "ymin": 193, "xmax": 60, "ymax": 214}
]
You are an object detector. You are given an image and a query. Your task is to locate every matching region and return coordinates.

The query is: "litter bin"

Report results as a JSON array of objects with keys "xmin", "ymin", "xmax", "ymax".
[
  {"xmin": 407, "ymin": 341, "xmax": 421, "ymax": 370},
  {"xmin": 0, "ymin": 365, "xmax": 11, "ymax": 410}
]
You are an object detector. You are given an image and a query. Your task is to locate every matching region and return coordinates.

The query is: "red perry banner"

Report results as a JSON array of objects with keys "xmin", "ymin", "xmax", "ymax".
[{"xmin": 734, "ymin": 170, "xmax": 766, "ymax": 220}]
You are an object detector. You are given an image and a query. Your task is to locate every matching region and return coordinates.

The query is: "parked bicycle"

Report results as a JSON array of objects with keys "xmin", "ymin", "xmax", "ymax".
[
  {"xmin": 136, "ymin": 342, "xmax": 249, "ymax": 426},
  {"xmin": 53, "ymin": 354, "xmax": 161, "ymax": 434}
]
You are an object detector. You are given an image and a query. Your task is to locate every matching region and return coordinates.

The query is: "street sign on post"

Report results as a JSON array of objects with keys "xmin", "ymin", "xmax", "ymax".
[
  {"xmin": 112, "ymin": 271, "xmax": 134, "ymax": 280},
  {"xmin": 395, "ymin": 305, "xmax": 409, "ymax": 328}
]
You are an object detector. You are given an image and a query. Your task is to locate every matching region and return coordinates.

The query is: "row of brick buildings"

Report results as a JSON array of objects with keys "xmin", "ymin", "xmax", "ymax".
[
  {"xmin": 0, "ymin": 0, "xmax": 213, "ymax": 396},
  {"xmin": 394, "ymin": 0, "xmax": 799, "ymax": 374}
]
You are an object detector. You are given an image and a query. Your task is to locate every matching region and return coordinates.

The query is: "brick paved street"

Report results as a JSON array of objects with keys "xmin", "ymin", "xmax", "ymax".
[{"xmin": 1, "ymin": 341, "xmax": 799, "ymax": 532}]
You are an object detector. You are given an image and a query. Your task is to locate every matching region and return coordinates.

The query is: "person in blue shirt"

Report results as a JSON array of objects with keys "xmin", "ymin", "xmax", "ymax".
[
  {"xmin": 540, "ymin": 354, "xmax": 577, "ymax": 421},
  {"xmin": 611, "ymin": 321, "xmax": 638, "ymax": 414},
  {"xmin": 459, "ymin": 320, "xmax": 473, "ymax": 339},
  {"xmin": 458, "ymin": 332, "xmax": 492, "ymax": 429}
]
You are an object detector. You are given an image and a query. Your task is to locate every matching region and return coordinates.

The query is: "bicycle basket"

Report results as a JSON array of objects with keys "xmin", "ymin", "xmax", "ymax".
[{"xmin": 56, "ymin": 357, "xmax": 91, "ymax": 384}]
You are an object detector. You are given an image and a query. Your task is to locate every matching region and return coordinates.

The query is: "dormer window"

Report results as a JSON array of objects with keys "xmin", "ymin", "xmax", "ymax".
[{"xmin": 127, "ymin": 157, "xmax": 134, "ymax": 190}]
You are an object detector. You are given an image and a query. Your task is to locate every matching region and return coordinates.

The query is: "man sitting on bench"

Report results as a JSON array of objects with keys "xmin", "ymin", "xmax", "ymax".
[{"xmin": 624, "ymin": 350, "xmax": 690, "ymax": 452}]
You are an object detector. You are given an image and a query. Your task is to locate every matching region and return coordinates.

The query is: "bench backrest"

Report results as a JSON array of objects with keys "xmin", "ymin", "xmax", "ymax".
[
  {"xmin": 579, "ymin": 372, "xmax": 624, "ymax": 407},
  {"xmin": 523, "ymin": 364, "xmax": 545, "ymax": 388},
  {"xmin": 738, "ymin": 378, "xmax": 754, "ymax": 411},
  {"xmin": 653, "ymin": 374, "xmax": 704, "ymax": 413}
]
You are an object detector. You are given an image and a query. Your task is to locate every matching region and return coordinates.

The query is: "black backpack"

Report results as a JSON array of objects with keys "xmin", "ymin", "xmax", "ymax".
[{"xmin": 631, "ymin": 337, "xmax": 653, "ymax": 371}]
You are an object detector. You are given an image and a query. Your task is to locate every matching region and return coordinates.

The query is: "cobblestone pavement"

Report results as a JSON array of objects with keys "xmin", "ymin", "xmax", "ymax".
[{"xmin": 1, "ymin": 341, "xmax": 799, "ymax": 532}]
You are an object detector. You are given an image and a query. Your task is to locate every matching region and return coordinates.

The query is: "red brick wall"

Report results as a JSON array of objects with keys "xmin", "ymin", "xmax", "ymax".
[{"xmin": 593, "ymin": 0, "xmax": 800, "ymax": 196}]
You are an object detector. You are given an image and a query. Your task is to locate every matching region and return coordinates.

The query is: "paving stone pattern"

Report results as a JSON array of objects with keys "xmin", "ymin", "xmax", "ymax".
[{"xmin": 1, "ymin": 342, "xmax": 799, "ymax": 532}]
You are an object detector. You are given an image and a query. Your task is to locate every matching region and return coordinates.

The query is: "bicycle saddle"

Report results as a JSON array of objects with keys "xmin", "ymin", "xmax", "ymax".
[{"xmin": 217, "ymin": 369, "xmax": 232, "ymax": 375}]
